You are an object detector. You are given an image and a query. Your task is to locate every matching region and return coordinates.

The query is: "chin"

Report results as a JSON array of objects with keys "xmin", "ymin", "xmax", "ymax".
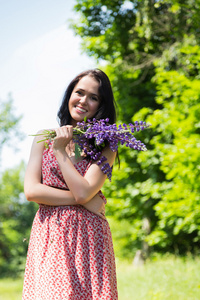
[{"xmin": 71, "ymin": 115, "xmax": 86, "ymax": 124}]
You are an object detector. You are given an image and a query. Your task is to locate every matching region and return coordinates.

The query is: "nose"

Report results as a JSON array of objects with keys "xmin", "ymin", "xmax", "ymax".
[{"xmin": 79, "ymin": 95, "xmax": 87, "ymax": 104}]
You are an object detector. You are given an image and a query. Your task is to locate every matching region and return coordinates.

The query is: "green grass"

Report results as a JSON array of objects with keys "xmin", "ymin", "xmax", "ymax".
[
  {"xmin": 0, "ymin": 256, "xmax": 200, "ymax": 300},
  {"xmin": 0, "ymin": 278, "xmax": 23, "ymax": 300},
  {"xmin": 117, "ymin": 255, "xmax": 200, "ymax": 300}
]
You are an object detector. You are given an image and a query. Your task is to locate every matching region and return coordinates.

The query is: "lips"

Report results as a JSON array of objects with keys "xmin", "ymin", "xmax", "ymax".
[{"xmin": 76, "ymin": 106, "xmax": 87, "ymax": 113}]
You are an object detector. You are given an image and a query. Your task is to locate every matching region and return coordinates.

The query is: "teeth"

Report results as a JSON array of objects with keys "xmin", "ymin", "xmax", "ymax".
[{"xmin": 77, "ymin": 107, "xmax": 87, "ymax": 112}]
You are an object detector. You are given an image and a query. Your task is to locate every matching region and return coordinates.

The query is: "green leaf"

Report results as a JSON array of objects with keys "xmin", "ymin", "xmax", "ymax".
[{"xmin": 75, "ymin": 143, "xmax": 82, "ymax": 159}]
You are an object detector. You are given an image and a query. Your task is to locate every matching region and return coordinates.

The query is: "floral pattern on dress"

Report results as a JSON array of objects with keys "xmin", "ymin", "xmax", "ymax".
[{"xmin": 22, "ymin": 143, "xmax": 117, "ymax": 300}]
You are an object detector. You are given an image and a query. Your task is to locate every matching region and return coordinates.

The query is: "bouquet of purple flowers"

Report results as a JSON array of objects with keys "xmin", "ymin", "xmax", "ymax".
[{"xmin": 35, "ymin": 118, "xmax": 150, "ymax": 181}]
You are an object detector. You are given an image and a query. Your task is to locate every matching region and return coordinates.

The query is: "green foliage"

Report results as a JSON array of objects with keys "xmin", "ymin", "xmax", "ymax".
[
  {"xmin": 143, "ymin": 39, "xmax": 200, "ymax": 251},
  {"xmin": 72, "ymin": 0, "xmax": 200, "ymax": 62},
  {"xmin": 72, "ymin": 0, "xmax": 200, "ymax": 256},
  {"xmin": 0, "ymin": 97, "xmax": 37, "ymax": 276},
  {"xmin": 0, "ymin": 96, "xmax": 23, "ymax": 158},
  {"xmin": 104, "ymin": 39, "xmax": 200, "ymax": 254},
  {"xmin": 0, "ymin": 163, "xmax": 38, "ymax": 277}
]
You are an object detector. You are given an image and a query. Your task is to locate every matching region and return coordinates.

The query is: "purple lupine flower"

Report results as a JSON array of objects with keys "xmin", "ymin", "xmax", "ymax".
[
  {"xmin": 35, "ymin": 118, "xmax": 150, "ymax": 181},
  {"xmin": 72, "ymin": 118, "xmax": 150, "ymax": 180}
]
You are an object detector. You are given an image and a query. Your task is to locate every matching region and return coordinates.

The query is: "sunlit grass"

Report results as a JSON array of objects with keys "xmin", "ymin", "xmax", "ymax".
[
  {"xmin": 0, "ymin": 277, "xmax": 23, "ymax": 300},
  {"xmin": 116, "ymin": 255, "xmax": 200, "ymax": 300},
  {"xmin": 0, "ymin": 256, "xmax": 200, "ymax": 300}
]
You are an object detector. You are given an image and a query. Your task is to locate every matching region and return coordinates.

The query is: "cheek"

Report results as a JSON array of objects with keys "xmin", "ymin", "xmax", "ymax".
[
  {"xmin": 90, "ymin": 102, "xmax": 100, "ymax": 112},
  {"xmin": 68, "ymin": 96, "xmax": 76, "ymax": 109},
  {"xmin": 69, "ymin": 95, "xmax": 75, "ymax": 105}
]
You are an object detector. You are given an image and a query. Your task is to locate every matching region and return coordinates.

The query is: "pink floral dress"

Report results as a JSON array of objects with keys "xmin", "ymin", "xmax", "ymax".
[{"xmin": 22, "ymin": 143, "xmax": 118, "ymax": 300}]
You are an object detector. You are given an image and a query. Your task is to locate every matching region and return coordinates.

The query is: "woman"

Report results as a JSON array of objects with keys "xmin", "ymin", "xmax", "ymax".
[{"xmin": 22, "ymin": 69, "xmax": 118, "ymax": 300}]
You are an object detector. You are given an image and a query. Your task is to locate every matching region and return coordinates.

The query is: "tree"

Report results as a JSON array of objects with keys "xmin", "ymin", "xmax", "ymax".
[
  {"xmin": 71, "ymin": 0, "xmax": 200, "ymax": 121},
  {"xmin": 71, "ymin": 0, "xmax": 200, "ymax": 255},
  {"xmin": 142, "ymin": 38, "xmax": 200, "ymax": 253},
  {"xmin": 0, "ymin": 163, "xmax": 38, "ymax": 276},
  {"xmin": 0, "ymin": 97, "xmax": 37, "ymax": 276},
  {"xmin": 0, "ymin": 95, "xmax": 23, "ymax": 160}
]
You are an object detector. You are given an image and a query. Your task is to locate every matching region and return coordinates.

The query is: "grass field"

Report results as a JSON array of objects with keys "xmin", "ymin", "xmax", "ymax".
[
  {"xmin": 0, "ymin": 255, "xmax": 199, "ymax": 300},
  {"xmin": 117, "ymin": 255, "xmax": 200, "ymax": 300}
]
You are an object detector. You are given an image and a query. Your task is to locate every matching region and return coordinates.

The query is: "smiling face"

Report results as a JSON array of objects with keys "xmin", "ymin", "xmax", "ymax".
[{"xmin": 68, "ymin": 75, "xmax": 100, "ymax": 126}]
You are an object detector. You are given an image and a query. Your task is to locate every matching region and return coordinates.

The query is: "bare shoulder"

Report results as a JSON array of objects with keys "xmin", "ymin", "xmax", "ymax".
[
  {"xmin": 33, "ymin": 129, "xmax": 49, "ymax": 142},
  {"xmin": 28, "ymin": 129, "xmax": 47, "ymax": 160},
  {"xmin": 101, "ymin": 146, "xmax": 116, "ymax": 165},
  {"xmin": 83, "ymin": 146, "xmax": 116, "ymax": 190}
]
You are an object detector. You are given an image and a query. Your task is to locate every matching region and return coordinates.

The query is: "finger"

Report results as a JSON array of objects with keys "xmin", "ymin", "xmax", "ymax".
[
  {"xmin": 55, "ymin": 127, "xmax": 70, "ymax": 138},
  {"xmin": 64, "ymin": 125, "xmax": 73, "ymax": 137},
  {"xmin": 59, "ymin": 126, "xmax": 73, "ymax": 137},
  {"xmin": 97, "ymin": 212, "xmax": 106, "ymax": 220},
  {"xmin": 54, "ymin": 127, "xmax": 64, "ymax": 137}
]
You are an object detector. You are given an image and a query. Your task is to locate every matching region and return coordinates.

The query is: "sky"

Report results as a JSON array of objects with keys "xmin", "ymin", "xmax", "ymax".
[{"xmin": 0, "ymin": 0, "xmax": 96, "ymax": 170}]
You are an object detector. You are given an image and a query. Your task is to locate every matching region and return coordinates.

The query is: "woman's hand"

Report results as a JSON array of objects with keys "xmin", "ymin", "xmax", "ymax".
[
  {"xmin": 54, "ymin": 144, "xmax": 116, "ymax": 204},
  {"xmin": 82, "ymin": 193, "xmax": 106, "ymax": 220},
  {"xmin": 53, "ymin": 125, "xmax": 73, "ymax": 153}
]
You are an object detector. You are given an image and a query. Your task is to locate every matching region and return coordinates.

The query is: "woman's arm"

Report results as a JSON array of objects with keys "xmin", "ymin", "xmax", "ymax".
[
  {"xmin": 24, "ymin": 132, "xmax": 78, "ymax": 206},
  {"xmin": 24, "ymin": 132, "xmax": 106, "ymax": 218},
  {"xmin": 53, "ymin": 126, "xmax": 116, "ymax": 204},
  {"xmin": 83, "ymin": 194, "xmax": 105, "ymax": 218}
]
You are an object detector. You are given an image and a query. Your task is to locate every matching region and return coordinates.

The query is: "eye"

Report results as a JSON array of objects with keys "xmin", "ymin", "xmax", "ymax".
[
  {"xmin": 76, "ymin": 90, "xmax": 82, "ymax": 95},
  {"xmin": 91, "ymin": 96, "xmax": 98, "ymax": 101}
]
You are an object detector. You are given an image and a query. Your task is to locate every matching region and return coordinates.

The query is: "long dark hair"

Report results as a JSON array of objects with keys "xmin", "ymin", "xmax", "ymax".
[{"xmin": 57, "ymin": 69, "xmax": 117, "ymax": 126}]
